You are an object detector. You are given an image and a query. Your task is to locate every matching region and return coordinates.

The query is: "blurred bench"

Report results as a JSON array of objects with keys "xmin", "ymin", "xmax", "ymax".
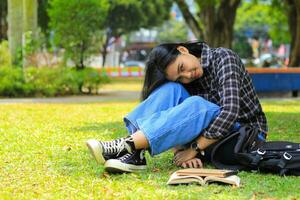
[
  {"xmin": 247, "ymin": 68, "xmax": 300, "ymax": 97},
  {"xmin": 98, "ymin": 67, "xmax": 144, "ymax": 77}
]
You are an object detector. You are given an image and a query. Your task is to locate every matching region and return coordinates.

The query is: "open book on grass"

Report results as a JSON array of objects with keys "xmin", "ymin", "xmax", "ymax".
[{"xmin": 167, "ymin": 168, "xmax": 240, "ymax": 187}]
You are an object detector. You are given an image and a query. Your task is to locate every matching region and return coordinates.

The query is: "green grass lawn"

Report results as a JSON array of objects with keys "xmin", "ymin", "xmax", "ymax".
[
  {"xmin": 1, "ymin": 99, "xmax": 300, "ymax": 199},
  {"xmin": 101, "ymin": 77, "xmax": 144, "ymax": 92}
]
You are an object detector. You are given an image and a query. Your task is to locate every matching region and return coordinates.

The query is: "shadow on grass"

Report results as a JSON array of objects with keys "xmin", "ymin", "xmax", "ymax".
[
  {"xmin": 72, "ymin": 121, "xmax": 128, "ymax": 138},
  {"xmin": 71, "ymin": 110, "xmax": 300, "ymax": 143},
  {"xmin": 50, "ymin": 121, "xmax": 130, "ymax": 177},
  {"xmin": 52, "ymin": 111, "xmax": 299, "ymax": 182},
  {"xmin": 50, "ymin": 121, "xmax": 179, "ymax": 178}
]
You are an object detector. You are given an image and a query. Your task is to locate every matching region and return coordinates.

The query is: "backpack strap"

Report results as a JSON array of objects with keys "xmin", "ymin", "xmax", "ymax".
[
  {"xmin": 255, "ymin": 150, "xmax": 300, "ymax": 176},
  {"xmin": 234, "ymin": 148, "xmax": 267, "ymax": 168},
  {"xmin": 210, "ymin": 125, "xmax": 263, "ymax": 170},
  {"xmin": 277, "ymin": 152, "xmax": 293, "ymax": 168},
  {"xmin": 210, "ymin": 130, "xmax": 245, "ymax": 170},
  {"xmin": 250, "ymin": 149, "xmax": 266, "ymax": 167}
]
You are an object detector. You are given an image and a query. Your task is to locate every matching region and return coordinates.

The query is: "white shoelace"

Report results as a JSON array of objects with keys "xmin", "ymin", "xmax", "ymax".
[
  {"xmin": 100, "ymin": 138, "xmax": 132, "ymax": 155},
  {"xmin": 120, "ymin": 153, "xmax": 132, "ymax": 161}
]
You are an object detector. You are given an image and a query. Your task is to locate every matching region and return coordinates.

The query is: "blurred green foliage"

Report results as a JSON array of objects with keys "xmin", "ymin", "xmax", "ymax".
[
  {"xmin": 0, "ymin": 66, "xmax": 109, "ymax": 97},
  {"xmin": 235, "ymin": 1, "xmax": 290, "ymax": 46},
  {"xmin": 0, "ymin": 66, "xmax": 24, "ymax": 97},
  {"xmin": 38, "ymin": 0, "xmax": 49, "ymax": 36},
  {"xmin": 156, "ymin": 19, "xmax": 188, "ymax": 43},
  {"xmin": 233, "ymin": 32, "xmax": 253, "ymax": 58},
  {"xmin": 106, "ymin": 0, "xmax": 172, "ymax": 36},
  {"xmin": 48, "ymin": 0, "xmax": 109, "ymax": 69},
  {"xmin": 0, "ymin": 40, "xmax": 10, "ymax": 65}
]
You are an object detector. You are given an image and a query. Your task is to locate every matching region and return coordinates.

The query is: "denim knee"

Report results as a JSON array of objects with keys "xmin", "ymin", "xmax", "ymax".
[
  {"xmin": 150, "ymin": 82, "xmax": 190, "ymax": 101},
  {"xmin": 140, "ymin": 95, "xmax": 220, "ymax": 155},
  {"xmin": 185, "ymin": 96, "xmax": 220, "ymax": 112}
]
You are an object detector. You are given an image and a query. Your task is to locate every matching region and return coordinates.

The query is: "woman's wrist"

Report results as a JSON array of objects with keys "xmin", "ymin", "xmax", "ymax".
[
  {"xmin": 190, "ymin": 141, "xmax": 205, "ymax": 156},
  {"xmin": 197, "ymin": 136, "xmax": 218, "ymax": 150}
]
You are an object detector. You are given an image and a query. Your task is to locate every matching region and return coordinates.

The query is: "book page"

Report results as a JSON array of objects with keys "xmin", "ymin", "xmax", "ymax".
[
  {"xmin": 204, "ymin": 175, "xmax": 240, "ymax": 187},
  {"xmin": 167, "ymin": 172, "xmax": 205, "ymax": 185}
]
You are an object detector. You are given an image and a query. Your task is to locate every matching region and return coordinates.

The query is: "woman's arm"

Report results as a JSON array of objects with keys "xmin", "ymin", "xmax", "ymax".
[
  {"xmin": 197, "ymin": 135, "xmax": 218, "ymax": 149},
  {"xmin": 201, "ymin": 50, "xmax": 241, "ymax": 139}
]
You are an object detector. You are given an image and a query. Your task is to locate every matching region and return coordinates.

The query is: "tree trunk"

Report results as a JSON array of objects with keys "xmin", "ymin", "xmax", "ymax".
[
  {"xmin": 7, "ymin": 0, "xmax": 37, "ymax": 66},
  {"xmin": 7, "ymin": 0, "xmax": 23, "ymax": 65},
  {"xmin": 173, "ymin": 0, "xmax": 204, "ymax": 40},
  {"xmin": 101, "ymin": 30, "xmax": 111, "ymax": 67},
  {"xmin": 78, "ymin": 41, "xmax": 85, "ymax": 70},
  {"xmin": 101, "ymin": 43, "xmax": 108, "ymax": 67},
  {"xmin": 201, "ymin": 0, "xmax": 240, "ymax": 48},
  {"xmin": 22, "ymin": 0, "xmax": 38, "ymax": 68},
  {"xmin": 23, "ymin": 0, "xmax": 37, "ymax": 33},
  {"xmin": 176, "ymin": 0, "xmax": 240, "ymax": 48},
  {"xmin": 286, "ymin": 0, "xmax": 300, "ymax": 67},
  {"xmin": 0, "ymin": 0, "xmax": 8, "ymax": 41}
]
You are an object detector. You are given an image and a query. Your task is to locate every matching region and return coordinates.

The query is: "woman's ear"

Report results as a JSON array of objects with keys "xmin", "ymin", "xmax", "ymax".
[{"xmin": 177, "ymin": 46, "xmax": 189, "ymax": 54}]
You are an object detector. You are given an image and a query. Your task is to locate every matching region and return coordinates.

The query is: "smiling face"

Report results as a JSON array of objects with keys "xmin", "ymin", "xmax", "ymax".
[{"xmin": 165, "ymin": 46, "xmax": 203, "ymax": 84}]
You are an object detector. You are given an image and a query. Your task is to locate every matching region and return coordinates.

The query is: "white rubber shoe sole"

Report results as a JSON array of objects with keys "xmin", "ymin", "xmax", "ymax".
[
  {"xmin": 104, "ymin": 159, "xmax": 147, "ymax": 173},
  {"xmin": 86, "ymin": 139, "xmax": 105, "ymax": 165}
]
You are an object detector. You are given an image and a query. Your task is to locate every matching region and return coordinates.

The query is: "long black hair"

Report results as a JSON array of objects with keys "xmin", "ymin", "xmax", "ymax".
[{"xmin": 141, "ymin": 41, "xmax": 204, "ymax": 100}]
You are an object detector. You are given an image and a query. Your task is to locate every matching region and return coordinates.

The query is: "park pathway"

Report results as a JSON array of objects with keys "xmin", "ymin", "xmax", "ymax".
[
  {"xmin": 1, "ymin": 90, "xmax": 299, "ymax": 104},
  {"xmin": 0, "ymin": 90, "xmax": 140, "ymax": 104}
]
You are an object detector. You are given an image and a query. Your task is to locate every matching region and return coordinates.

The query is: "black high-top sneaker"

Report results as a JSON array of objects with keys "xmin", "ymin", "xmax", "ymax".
[
  {"xmin": 104, "ymin": 149, "xmax": 147, "ymax": 173},
  {"xmin": 86, "ymin": 137, "xmax": 135, "ymax": 165}
]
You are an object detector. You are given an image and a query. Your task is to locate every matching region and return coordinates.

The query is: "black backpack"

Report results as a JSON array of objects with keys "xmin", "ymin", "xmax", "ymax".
[{"xmin": 206, "ymin": 126, "xmax": 300, "ymax": 176}]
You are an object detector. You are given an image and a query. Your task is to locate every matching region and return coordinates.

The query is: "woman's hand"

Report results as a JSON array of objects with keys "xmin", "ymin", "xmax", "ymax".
[
  {"xmin": 181, "ymin": 158, "xmax": 203, "ymax": 168},
  {"xmin": 173, "ymin": 148, "xmax": 197, "ymax": 166}
]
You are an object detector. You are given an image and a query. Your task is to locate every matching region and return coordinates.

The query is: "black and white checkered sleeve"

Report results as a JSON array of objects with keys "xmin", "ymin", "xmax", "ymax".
[{"xmin": 203, "ymin": 49, "xmax": 241, "ymax": 139}]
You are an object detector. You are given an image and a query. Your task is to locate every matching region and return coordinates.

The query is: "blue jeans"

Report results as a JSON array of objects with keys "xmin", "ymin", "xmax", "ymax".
[{"xmin": 124, "ymin": 82, "xmax": 220, "ymax": 156}]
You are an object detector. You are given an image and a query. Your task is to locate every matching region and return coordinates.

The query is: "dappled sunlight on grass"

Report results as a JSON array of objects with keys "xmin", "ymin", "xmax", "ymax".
[
  {"xmin": 261, "ymin": 100, "xmax": 300, "ymax": 113},
  {"xmin": 101, "ymin": 77, "xmax": 143, "ymax": 92}
]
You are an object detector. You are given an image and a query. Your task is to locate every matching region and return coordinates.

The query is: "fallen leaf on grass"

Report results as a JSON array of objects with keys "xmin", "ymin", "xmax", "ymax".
[
  {"xmin": 213, "ymin": 189, "xmax": 223, "ymax": 194},
  {"xmin": 101, "ymin": 172, "xmax": 110, "ymax": 179},
  {"xmin": 62, "ymin": 146, "xmax": 72, "ymax": 151},
  {"xmin": 152, "ymin": 168, "xmax": 160, "ymax": 172},
  {"xmin": 101, "ymin": 186, "xmax": 114, "ymax": 194},
  {"xmin": 251, "ymin": 192, "xmax": 267, "ymax": 200}
]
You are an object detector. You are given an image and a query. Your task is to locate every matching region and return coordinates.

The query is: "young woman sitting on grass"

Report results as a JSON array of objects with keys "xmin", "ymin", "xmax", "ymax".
[{"xmin": 86, "ymin": 41, "xmax": 268, "ymax": 173}]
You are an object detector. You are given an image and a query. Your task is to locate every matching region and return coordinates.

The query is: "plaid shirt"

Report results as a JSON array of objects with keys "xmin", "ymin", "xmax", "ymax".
[{"xmin": 183, "ymin": 43, "xmax": 268, "ymax": 139}]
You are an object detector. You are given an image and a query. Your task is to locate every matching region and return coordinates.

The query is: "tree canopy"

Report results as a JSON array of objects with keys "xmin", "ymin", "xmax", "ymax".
[
  {"xmin": 48, "ymin": 0, "xmax": 109, "ymax": 69},
  {"xmin": 156, "ymin": 19, "xmax": 189, "ymax": 43},
  {"xmin": 100, "ymin": 0, "xmax": 172, "ymax": 66},
  {"xmin": 4, "ymin": 0, "xmax": 300, "ymax": 67},
  {"xmin": 235, "ymin": 1, "xmax": 290, "ymax": 46},
  {"xmin": 105, "ymin": 0, "xmax": 172, "ymax": 37}
]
